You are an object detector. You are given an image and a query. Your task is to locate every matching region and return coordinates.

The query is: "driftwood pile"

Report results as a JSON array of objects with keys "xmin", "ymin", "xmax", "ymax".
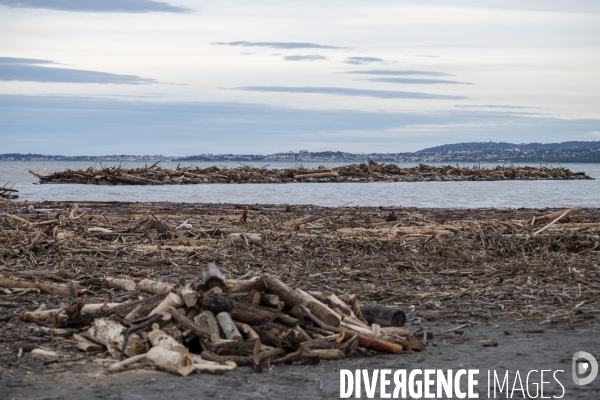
[
  {"xmin": 13, "ymin": 262, "xmax": 416, "ymax": 376},
  {"xmin": 28, "ymin": 161, "xmax": 593, "ymax": 185},
  {"xmin": 0, "ymin": 184, "xmax": 18, "ymax": 201}
]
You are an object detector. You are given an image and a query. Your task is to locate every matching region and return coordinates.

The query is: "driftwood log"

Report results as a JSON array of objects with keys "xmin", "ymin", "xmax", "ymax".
[
  {"xmin": 87, "ymin": 318, "xmax": 146, "ymax": 358},
  {"xmin": 146, "ymin": 347, "xmax": 195, "ymax": 376},
  {"xmin": 360, "ymin": 304, "xmax": 407, "ymax": 327},
  {"xmin": 203, "ymin": 262, "xmax": 226, "ymax": 289},
  {"xmin": 167, "ymin": 307, "xmax": 219, "ymax": 342}
]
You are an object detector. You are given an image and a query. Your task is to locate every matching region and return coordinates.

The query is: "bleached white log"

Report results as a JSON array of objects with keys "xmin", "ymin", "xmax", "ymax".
[
  {"xmin": 87, "ymin": 318, "xmax": 146, "ymax": 358},
  {"xmin": 146, "ymin": 347, "xmax": 195, "ymax": 376}
]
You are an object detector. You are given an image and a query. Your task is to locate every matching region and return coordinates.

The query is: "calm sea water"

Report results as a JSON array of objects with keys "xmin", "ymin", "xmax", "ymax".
[{"xmin": 1, "ymin": 161, "xmax": 599, "ymax": 208}]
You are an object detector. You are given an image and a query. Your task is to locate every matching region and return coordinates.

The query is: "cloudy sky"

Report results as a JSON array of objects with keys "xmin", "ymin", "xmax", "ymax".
[{"xmin": 1, "ymin": 0, "xmax": 599, "ymax": 155}]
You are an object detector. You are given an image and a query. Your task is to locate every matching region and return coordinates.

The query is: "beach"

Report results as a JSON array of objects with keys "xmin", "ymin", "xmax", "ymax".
[{"xmin": 1, "ymin": 200, "xmax": 599, "ymax": 398}]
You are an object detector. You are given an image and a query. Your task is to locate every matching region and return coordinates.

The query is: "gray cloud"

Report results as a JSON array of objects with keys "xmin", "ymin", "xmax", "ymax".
[
  {"xmin": 283, "ymin": 55, "xmax": 327, "ymax": 62},
  {"xmin": 344, "ymin": 57, "xmax": 391, "ymax": 65},
  {"xmin": 213, "ymin": 41, "xmax": 346, "ymax": 50},
  {"xmin": 413, "ymin": 0, "xmax": 600, "ymax": 13},
  {"xmin": 0, "ymin": 0, "xmax": 189, "ymax": 13},
  {"xmin": 367, "ymin": 77, "xmax": 474, "ymax": 85},
  {"xmin": 1, "ymin": 95, "xmax": 599, "ymax": 155},
  {"xmin": 0, "ymin": 57, "xmax": 157, "ymax": 84},
  {"xmin": 234, "ymin": 86, "xmax": 465, "ymax": 99},
  {"xmin": 343, "ymin": 70, "xmax": 453, "ymax": 77},
  {"xmin": 0, "ymin": 57, "xmax": 54, "ymax": 65},
  {"xmin": 455, "ymin": 104, "xmax": 542, "ymax": 109}
]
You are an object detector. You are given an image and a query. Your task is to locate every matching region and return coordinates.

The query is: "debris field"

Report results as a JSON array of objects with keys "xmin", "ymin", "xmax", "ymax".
[{"xmin": 1, "ymin": 201, "xmax": 599, "ymax": 377}]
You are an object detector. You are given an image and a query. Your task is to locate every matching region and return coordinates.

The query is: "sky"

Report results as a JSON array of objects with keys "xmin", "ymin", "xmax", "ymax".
[{"xmin": 1, "ymin": 0, "xmax": 600, "ymax": 155}]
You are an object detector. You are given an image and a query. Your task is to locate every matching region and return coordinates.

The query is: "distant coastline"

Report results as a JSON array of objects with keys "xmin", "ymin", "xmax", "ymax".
[{"xmin": 2, "ymin": 140, "xmax": 600, "ymax": 163}]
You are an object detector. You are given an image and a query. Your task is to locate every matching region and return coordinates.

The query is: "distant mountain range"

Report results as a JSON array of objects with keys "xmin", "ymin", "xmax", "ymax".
[
  {"xmin": 2, "ymin": 141, "xmax": 600, "ymax": 163},
  {"xmin": 418, "ymin": 141, "xmax": 600, "ymax": 153}
]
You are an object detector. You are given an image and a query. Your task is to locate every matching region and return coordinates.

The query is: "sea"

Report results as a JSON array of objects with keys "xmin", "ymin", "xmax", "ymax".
[{"xmin": 1, "ymin": 161, "xmax": 599, "ymax": 209}]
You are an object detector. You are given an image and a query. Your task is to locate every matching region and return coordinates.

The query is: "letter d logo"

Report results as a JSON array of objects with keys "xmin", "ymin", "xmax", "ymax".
[{"xmin": 572, "ymin": 351, "xmax": 598, "ymax": 386}]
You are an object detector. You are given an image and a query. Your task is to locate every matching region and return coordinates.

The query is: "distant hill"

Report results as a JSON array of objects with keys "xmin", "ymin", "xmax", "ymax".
[
  {"xmin": 3, "ymin": 141, "xmax": 600, "ymax": 163},
  {"xmin": 418, "ymin": 141, "xmax": 600, "ymax": 153}
]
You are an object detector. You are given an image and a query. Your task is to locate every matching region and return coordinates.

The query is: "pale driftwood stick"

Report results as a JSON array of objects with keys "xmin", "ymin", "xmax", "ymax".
[
  {"xmin": 105, "ymin": 278, "xmax": 136, "ymax": 291},
  {"xmin": 203, "ymin": 262, "xmax": 226, "ymax": 289},
  {"xmin": 148, "ymin": 329, "xmax": 187, "ymax": 354},
  {"xmin": 88, "ymin": 318, "xmax": 146, "ymax": 358},
  {"xmin": 149, "ymin": 293, "xmax": 183, "ymax": 319},
  {"xmin": 371, "ymin": 323, "xmax": 381, "ymax": 336},
  {"xmin": 343, "ymin": 315, "xmax": 371, "ymax": 328},
  {"xmin": 225, "ymin": 278, "xmax": 262, "ymax": 292},
  {"xmin": 380, "ymin": 327, "xmax": 410, "ymax": 336},
  {"xmin": 74, "ymin": 334, "xmax": 104, "ymax": 352},
  {"xmin": 106, "ymin": 354, "xmax": 147, "ymax": 373},
  {"xmin": 1, "ymin": 278, "xmax": 74, "ymax": 296},
  {"xmin": 42, "ymin": 327, "xmax": 77, "ymax": 336},
  {"xmin": 295, "ymin": 288, "xmax": 341, "ymax": 327},
  {"xmin": 31, "ymin": 348, "xmax": 57, "ymax": 358},
  {"xmin": 322, "ymin": 294, "xmax": 356, "ymax": 319},
  {"xmin": 535, "ymin": 206, "xmax": 583, "ymax": 224},
  {"xmin": 180, "ymin": 286, "xmax": 198, "ymax": 307},
  {"xmin": 146, "ymin": 347, "xmax": 194, "ymax": 376},
  {"xmin": 533, "ymin": 209, "xmax": 575, "ymax": 236},
  {"xmin": 139, "ymin": 279, "xmax": 174, "ymax": 294},
  {"xmin": 294, "ymin": 171, "xmax": 339, "ymax": 180},
  {"xmin": 193, "ymin": 362, "xmax": 236, "ymax": 374},
  {"xmin": 216, "ymin": 312, "xmax": 242, "ymax": 341},
  {"xmin": 340, "ymin": 320, "xmax": 396, "ymax": 341},
  {"xmin": 20, "ymin": 303, "xmax": 121, "ymax": 323},
  {"xmin": 189, "ymin": 353, "xmax": 220, "ymax": 366}
]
